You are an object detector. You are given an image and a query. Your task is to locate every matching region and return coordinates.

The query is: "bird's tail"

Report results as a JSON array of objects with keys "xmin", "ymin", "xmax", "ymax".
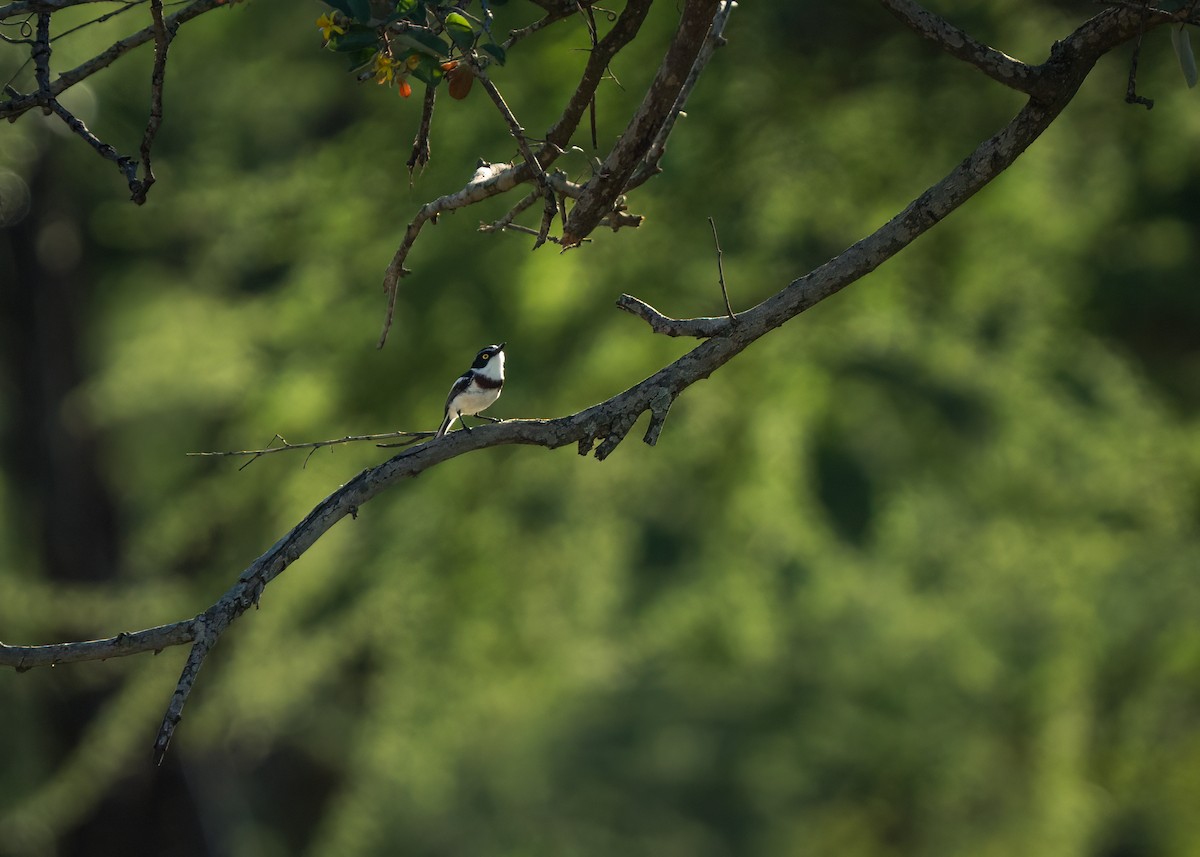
[{"xmin": 435, "ymin": 411, "xmax": 455, "ymax": 439}]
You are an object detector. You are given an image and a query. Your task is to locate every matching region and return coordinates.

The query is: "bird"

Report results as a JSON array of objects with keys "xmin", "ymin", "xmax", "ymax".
[{"xmin": 435, "ymin": 342, "xmax": 506, "ymax": 438}]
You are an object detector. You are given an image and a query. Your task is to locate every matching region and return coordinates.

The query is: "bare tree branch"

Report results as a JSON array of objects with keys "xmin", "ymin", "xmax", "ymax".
[
  {"xmin": 1, "ymin": 0, "xmax": 224, "ymax": 121},
  {"xmin": 880, "ymin": 0, "xmax": 1041, "ymax": 95},
  {"xmin": 129, "ymin": 0, "xmax": 172, "ymax": 203},
  {"xmin": 561, "ymin": 0, "xmax": 721, "ymax": 247},
  {"xmin": 408, "ymin": 83, "xmax": 436, "ymax": 176}
]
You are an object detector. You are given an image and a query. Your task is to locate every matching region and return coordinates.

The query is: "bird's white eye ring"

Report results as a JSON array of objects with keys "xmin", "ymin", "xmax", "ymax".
[{"xmin": 481, "ymin": 353, "xmax": 489, "ymax": 360}]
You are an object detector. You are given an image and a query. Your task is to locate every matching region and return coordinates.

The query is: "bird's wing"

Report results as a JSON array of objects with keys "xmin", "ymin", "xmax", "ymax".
[{"xmin": 443, "ymin": 371, "xmax": 474, "ymax": 412}]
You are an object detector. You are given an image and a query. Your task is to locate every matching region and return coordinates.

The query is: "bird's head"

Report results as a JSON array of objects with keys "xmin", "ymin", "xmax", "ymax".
[{"xmin": 472, "ymin": 342, "xmax": 505, "ymax": 378}]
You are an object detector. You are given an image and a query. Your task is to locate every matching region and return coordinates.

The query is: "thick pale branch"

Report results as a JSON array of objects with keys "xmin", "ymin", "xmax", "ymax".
[
  {"xmin": 880, "ymin": 0, "xmax": 1040, "ymax": 95},
  {"xmin": 0, "ymin": 621, "xmax": 196, "ymax": 671}
]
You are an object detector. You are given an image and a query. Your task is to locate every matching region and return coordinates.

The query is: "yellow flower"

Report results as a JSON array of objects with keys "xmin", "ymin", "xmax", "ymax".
[
  {"xmin": 316, "ymin": 12, "xmax": 345, "ymax": 43},
  {"xmin": 373, "ymin": 53, "xmax": 397, "ymax": 85}
]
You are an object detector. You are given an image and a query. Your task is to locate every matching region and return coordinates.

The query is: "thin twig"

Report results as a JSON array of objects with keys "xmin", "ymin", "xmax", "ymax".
[
  {"xmin": 479, "ymin": 189, "xmax": 540, "ymax": 232},
  {"xmin": 188, "ymin": 430, "xmax": 434, "ymax": 466},
  {"xmin": 1125, "ymin": 3, "xmax": 1154, "ymax": 109},
  {"xmin": 708, "ymin": 216, "xmax": 734, "ymax": 321},
  {"xmin": 131, "ymin": 0, "xmax": 172, "ymax": 204},
  {"xmin": 408, "ymin": 83, "xmax": 436, "ymax": 179},
  {"xmin": 31, "ymin": 10, "xmax": 48, "ymax": 101},
  {"xmin": 475, "ymin": 70, "xmax": 558, "ymax": 247},
  {"xmin": 50, "ymin": 99, "xmax": 140, "ymax": 185},
  {"xmin": 578, "ymin": 0, "xmax": 599, "ymax": 149},
  {"xmin": 502, "ymin": 3, "xmax": 580, "ymax": 50}
]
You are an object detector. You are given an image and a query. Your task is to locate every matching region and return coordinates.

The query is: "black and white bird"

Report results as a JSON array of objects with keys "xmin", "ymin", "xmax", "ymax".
[{"xmin": 435, "ymin": 342, "xmax": 506, "ymax": 438}]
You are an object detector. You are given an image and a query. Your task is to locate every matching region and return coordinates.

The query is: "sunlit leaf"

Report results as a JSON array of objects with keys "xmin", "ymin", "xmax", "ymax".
[{"xmin": 444, "ymin": 11, "xmax": 475, "ymax": 50}]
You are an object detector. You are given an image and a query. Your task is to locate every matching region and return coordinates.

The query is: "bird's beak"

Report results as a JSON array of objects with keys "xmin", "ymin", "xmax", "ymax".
[{"xmin": 497, "ymin": 342, "xmax": 506, "ymax": 351}]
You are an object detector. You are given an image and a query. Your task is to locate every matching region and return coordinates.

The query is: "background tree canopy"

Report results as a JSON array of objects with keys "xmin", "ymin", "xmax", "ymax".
[{"xmin": 2, "ymin": 1, "xmax": 1200, "ymax": 855}]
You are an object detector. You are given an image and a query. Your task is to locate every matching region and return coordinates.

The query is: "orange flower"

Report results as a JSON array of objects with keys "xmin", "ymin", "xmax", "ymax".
[{"xmin": 398, "ymin": 79, "xmax": 413, "ymax": 98}]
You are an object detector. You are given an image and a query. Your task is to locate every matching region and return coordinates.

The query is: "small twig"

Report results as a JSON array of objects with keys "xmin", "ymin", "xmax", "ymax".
[
  {"xmin": 408, "ymin": 83, "xmax": 436, "ymax": 179},
  {"xmin": 503, "ymin": 4, "xmax": 580, "ymax": 50},
  {"xmin": 578, "ymin": 0, "xmax": 600, "ymax": 148},
  {"xmin": 880, "ymin": 0, "xmax": 1041, "ymax": 96},
  {"xmin": 616, "ymin": 293, "xmax": 732, "ymax": 338},
  {"xmin": 479, "ymin": 189, "xmax": 541, "ymax": 232},
  {"xmin": 50, "ymin": 99, "xmax": 140, "ymax": 185},
  {"xmin": 475, "ymin": 70, "xmax": 558, "ymax": 247},
  {"xmin": 131, "ymin": 0, "xmax": 172, "ymax": 204},
  {"xmin": 31, "ymin": 10, "xmax": 48, "ymax": 103},
  {"xmin": 1125, "ymin": 5, "xmax": 1154, "ymax": 109},
  {"xmin": 188, "ymin": 429, "xmax": 435, "ymax": 465},
  {"xmin": 708, "ymin": 216, "xmax": 734, "ymax": 321},
  {"xmin": 492, "ymin": 221, "xmax": 590, "ymax": 244}
]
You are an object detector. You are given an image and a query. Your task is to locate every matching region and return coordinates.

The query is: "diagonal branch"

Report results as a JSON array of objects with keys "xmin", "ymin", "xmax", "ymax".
[{"xmin": 880, "ymin": 0, "xmax": 1042, "ymax": 96}]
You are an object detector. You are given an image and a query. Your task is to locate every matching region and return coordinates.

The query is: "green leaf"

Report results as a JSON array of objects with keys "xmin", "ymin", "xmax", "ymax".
[
  {"xmin": 480, "ymin": 42, "xmax": 506, "ymax": 65},
  {"xmin": 1171, "ymin": 25, "xmax": 1198, "ymax": 88},
  {"xmin": 444, "ymin": 11, "xmax": 475, "ymax": 50},
  {"xmin": 324, "ymin": 0, "xmax": 355, "ymax": 18},
  {"xmin": 394, "ymin": 0, "xmax": 420, "ymax": 15},
  {"xmin": 394, "ymin": 29, "xmax": 450, "ymax": 58},
  {"xmin": 330, "ymin": 24, "xmax": 379, "ymax": 52},
  {"xmin": 347, "ymin": 0, "xmax": 372, "ymax": 23},
  {"xmin": 409, "ymin": 54, "xmax": 446, "ymax": 87},
  {"xmin": 345, "ymin": 47, "xmax": 376, "ymax": 71}
]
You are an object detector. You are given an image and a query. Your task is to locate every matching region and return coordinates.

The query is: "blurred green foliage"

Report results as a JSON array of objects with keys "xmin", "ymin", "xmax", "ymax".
[{"xmin": 2, "ymin": 1, "xmax": 1200, "ymax": 855}]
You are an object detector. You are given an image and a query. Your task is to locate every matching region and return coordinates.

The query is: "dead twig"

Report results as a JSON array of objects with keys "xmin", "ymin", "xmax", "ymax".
[{"xmin": 708, "ymin": 216, "xmax": 735, "ymax": 322}]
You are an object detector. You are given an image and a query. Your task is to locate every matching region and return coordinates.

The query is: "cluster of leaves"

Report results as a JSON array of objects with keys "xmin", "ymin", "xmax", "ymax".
[{"xmin": 317, "ymin": 0, "xmax": 508, "ymax": 100}]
